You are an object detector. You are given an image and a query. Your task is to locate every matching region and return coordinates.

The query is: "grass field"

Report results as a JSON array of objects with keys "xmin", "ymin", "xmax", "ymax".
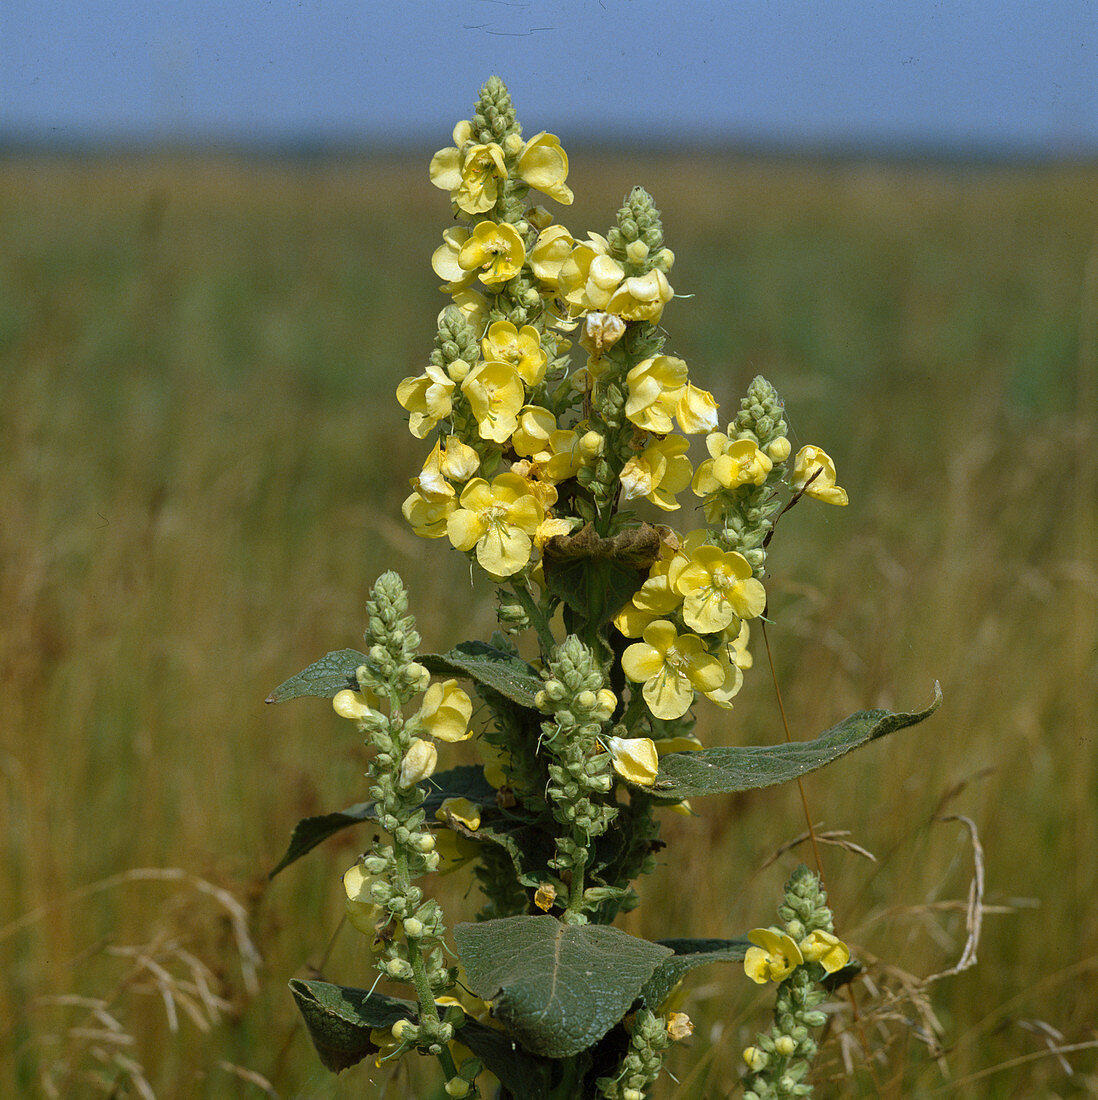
[{"xmin": 1, "ymin": 150, "xmax": 1096, "ymax": 1098}]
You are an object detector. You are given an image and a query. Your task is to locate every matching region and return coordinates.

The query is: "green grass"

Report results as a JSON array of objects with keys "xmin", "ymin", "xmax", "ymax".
[{"xmin": 1, "ymin": 151, "xmax": 1095, "ymax": 1098}]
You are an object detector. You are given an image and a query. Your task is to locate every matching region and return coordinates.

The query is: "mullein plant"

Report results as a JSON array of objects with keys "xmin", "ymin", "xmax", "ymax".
[{"xmin": 268, "ymin": 77, "xmax": 940, "ymax": 1100}]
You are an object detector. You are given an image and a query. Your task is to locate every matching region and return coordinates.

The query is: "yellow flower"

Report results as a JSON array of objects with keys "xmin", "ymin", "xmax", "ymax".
[
  {"xmin": 479, "ymin": 743, "xmax": 511, "ymax": 789},
  {"xmin": 517, "ymin": 131, "xmax": 573, "ymax": 204},
  {"xmin": 799, "ymin": 930, "xmax": 850, "ymax": 973},
  {"xmin": 529, "ymin": 224, "xmax": 575, "ymax": 288},
  {"xmin": 431, "ymin": 227, "xmax": 476, "ymax": 292},
  {"xmin": 417, "ymin": 679, "xmax": 474, "ymax": 742},
  {"xmin": 621, "ymin": 620, "xmax": 724, "ymax": 720},
  {"xmin": 558, "ymin": 240, "xmax": 624, "ymax": 313},
  {"xmin": 669, "ymin": 545, "xmax": 767, "ymax": 634},
  {"xmin": 461, "ymin": 360, "xmax": 525, "ymax": 443},
  {"xmin": 602, "ymin": 734, "xmax": 660, "ymax": 786},
  {"xmin": 619, "ymin": 435, "xmax": 693, "ymax": 511},
  {"xmin": 578, "ymin": 311, "xmax": 627, "ymax": 359},
  {"xmin": 396, "ymin": 365, "xmax": 455, "ymax": 439},
  {"xmin": 531, "ymin": 882, "xmax": 557, "ymax": 911},
  {"xmin": 703, "ymin": 621, "xmax": 752, "ymax": 708},
  {"xmin": 666, "ymin": 1012, "xmax": 694, "ymax": 1041},
  {"xmin": 481, "ymin": 321, "xmax": 547, "ymax": 386},
  {"xmin": 398, "ymin": 737, "xmax": 438, "ymax": 787},
  {"xmin": 673, "ymin": 383, "xmax": 720, "ymax": 434},
  {"xmin": 402, "ymin": 487, "xmax": 457, "ymax": 539},
  {"xmin": 624, "ymin": 356, "xmax": 688, "ymax": 434},
  {"xmin": 459, "ymin": 220, "xmax": 526, "ymax": 288},
  {"xmin": 343, "ymin": 863, "xmax": 383, "ymax": 936},
  {"xmin": 692, "ymin": 436, "xmax": 773, "ymax": 495},
  {"xmin": 792, "ymin": 445, "xmax": 849, "ymax": 505},
  {"xmin": 744, "ymin": 928, "xmax": 804, "ymax": 984},
  {"xmin": 613, "ymin": 536, "xmax": 686, "ymax": 637},
  {"xmin": 446, "ymin": 472, "xmax": 544, "ymax": 577},
  {"xmin": 444, "ymin": 289, "xmax": 490, "ymax": 335},
  {"xmin": 511, "ymin": 405, "xmax": 556, "ymax": 457},
  {"xmin": 429, "ymin": 125, "xmax": 508, "ymax": 214},
  {"xmin": 437, "ymin": 435, "xmax": 480, "ymax": 483},
  {"xmin": 435, "ymin": 796, "xmax": 482, "ymax": 831},
  {"xmin": 414, "ymin": 440, "xmax": 455, "ymax": 501},
  {"xmin": 332, "ymin": 688, "xmax": 381, "ymax": 722},
  {"xmin": 605, "ymin": 268, "xmax": 674, "ymax": 322},
  {"xmin": 433, "ymin": 828, "xmax": 480, "ymax": 873}
]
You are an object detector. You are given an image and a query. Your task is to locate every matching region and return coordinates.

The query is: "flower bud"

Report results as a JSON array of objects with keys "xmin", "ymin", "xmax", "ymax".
[
  {"xmin": 446, "ymin": 358, "xmax": 471, "ymax": 383},
  {"xmin": 775, "ymin": 1034, "xmax": 797, "ymax": 1057},
  {"xmin": 398, "ymin": 738, "xmax": 438, "ymax": 787},
  {"xmin": 386, "ymin": 957, "xmax": 413, "ymax": 980},
  {"xmin": 625, "ymin": 239, "xmax": 649, "ymax": 263},
  {"xmin": 766, "ymin": 435, "xmax": 791, "ymax": 462},
  {"xmin": 445, "ymin": 1079, "xmax": 471, "ymax": 1098},
  {"xmin": 743, "ymin": 1046, "xmax": 768, "ymax": 1071},
  {"xmin": 578, "ymin": 430, "xmax": 605, "ymax": 460},
  {"xmin": 403, "ymin": 917, "xmax": 425, "ymax": 938}
]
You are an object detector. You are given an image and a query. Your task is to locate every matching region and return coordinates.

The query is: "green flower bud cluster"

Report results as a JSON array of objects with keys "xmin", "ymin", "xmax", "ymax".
[
  {"xmin": 432, "ymin": 305, "xmax": 481, "ymax": 374},
  {"xmin": 710, "ymin": 376, "xmax": 794, "ymax": 574},
  {"xmin": 778, "ymin": 864, "xmax": 837, "ymax": 942},
  {"xmin": 595, "ymin": 1008, "xmax": 672, "ymax": 1100},
  {"xmin": 536, "ymin": 636, "xmax": 619, "ymax": 917},
  {"xmin": 742, "ymin": 868, "xmax": 839, "ymax": 1100},
  {"xmin": 471, "ymin": 75, "xmax": 519, "ymax": 149},
  {"xmin": 387, "ymin": 1002, "xmax": 465, "ymax": 1061},
  {"xmin": 607, "ymin": 187, "xmax": 666, "ymax": 277},
  {"xmin": 353, "ymin": 574, "xmax": 457, "ymax": 1029},
  {"xmin": 358, "ymin": 573, "xmax": 427, "ymax": 700},
  {"xmin": 731, "ymin": 375, "xmax": 789, "ymax": 451}
]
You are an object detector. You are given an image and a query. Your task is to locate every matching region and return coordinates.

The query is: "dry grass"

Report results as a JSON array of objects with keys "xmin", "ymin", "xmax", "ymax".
[{"xmin": 1, "ymin": 151, "xmax": 1095, "ymax": 1098}]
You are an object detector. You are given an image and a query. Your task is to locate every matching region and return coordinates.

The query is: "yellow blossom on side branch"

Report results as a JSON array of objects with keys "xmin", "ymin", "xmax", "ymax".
[
  {"xmin": 744, "ymin": 928, "xmax": 805, "ymax": 984},
  {"xmin": 792, "ymin": 445, "xmax": 849, "ymax": 505},
  {"xmin": 516, "ymin": 131, "xmax": 574, "ymax": 204}
]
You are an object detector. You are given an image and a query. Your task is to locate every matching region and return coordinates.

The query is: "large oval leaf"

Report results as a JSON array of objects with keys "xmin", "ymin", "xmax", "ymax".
[
  {"xmin": 266, "ymin": 649, "xmax": 370, "ymax": 703},
  {"xmin": 650, "ymin": 685, "xmax": 942, "ymax": 800},
  {"xmin": 289, "ymin": 979, "xmax": 412, "ymax": 1073},
  {"xmin": 455, "ymin": 915, "xmax": 672, "ymax": 1058},
  {"xmin": 268, "ymin": 765, "xmax": 497, "ymax": 878},
  {"xmin": 422, "ymin": 641, "xmax": 542, "ymax": 709},
  {"xmin": 640, "ymin": 937, "xmax": 751, "ymax": 1009}
]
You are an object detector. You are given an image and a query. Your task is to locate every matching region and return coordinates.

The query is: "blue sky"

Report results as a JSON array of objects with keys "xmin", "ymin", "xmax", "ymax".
[{"xmin": 2, "ymin": 1, "xmax": 1096, "ymax": 154}]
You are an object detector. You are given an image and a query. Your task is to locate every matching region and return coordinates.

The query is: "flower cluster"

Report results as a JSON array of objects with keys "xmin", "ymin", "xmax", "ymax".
[
  {"xmin": 397, "ymin": 76, "xmax": 847, "ymax": 730},
  {"xmin": 329, "ymin": 573, "xmax": 474, "ymax": 1075},
  {"xmin": 741, "ymin": 867, "xmax": 852, "ymax": 1100}
]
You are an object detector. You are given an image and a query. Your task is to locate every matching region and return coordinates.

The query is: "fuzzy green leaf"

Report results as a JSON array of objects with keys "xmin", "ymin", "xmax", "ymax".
[
  {"xmin": 455, "ymin": 915, "xmax": 672, "ymax": 1058},
  {"xmin": 268, "ymin": 765, "xmax": 496, "ymax": 878},
  {"xmin": 542, "ymin": 523, "xmax": 661, "ymax": 633},
  {"xmin": 288, "ymin": 979, "xmax": 412, "ymax": 1073},
  {"xmin": 265, "ymin": 649, "xmax": 370, "ymax": 704},
  {"xmin": 456, "ymin": 1017, "xmax": 556, "ymax": 1100},
  {"xmin": 289, "ymin": 978, "xmax": 555, "ymax": 1093},
  {"xmin": 650, "ymin": 685, "xmax": 942, "ymax": 800},
  {"xmin": 422, "ymin": 641, "xmax": 543, "ymax": 709},
  {"xmin": 640, "ymin": 938, "xmax": 751, "ymax": 1009}
]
